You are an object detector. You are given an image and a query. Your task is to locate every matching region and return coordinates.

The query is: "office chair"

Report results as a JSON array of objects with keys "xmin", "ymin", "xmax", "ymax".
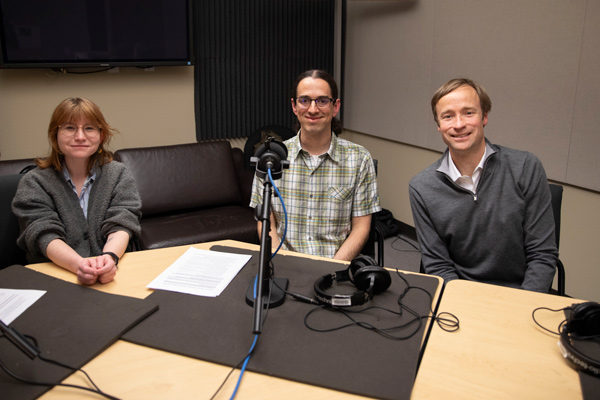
[
  {"xmin": 243, "ymin": 125, "xmax": 295, "ymax": 170},
  {"xmin": 360, "ymin": 159, "xmax": 385, "ymax": 266},
  {"xmin": 362, "ymin": 217, "xmax": 385, "ymax": 267},
  {"xmin": 549, "ymin": 183, "xmax": 566, "ymax": 296}
]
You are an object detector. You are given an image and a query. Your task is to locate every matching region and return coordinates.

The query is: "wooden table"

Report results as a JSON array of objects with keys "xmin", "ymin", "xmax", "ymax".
[
  {"xmin": 26, "ymin": 240, "xmax": 440, "ymax": 400},
  {"xmin": 412, "ymin": 279, "xmax": 586, "ymax": 399}
]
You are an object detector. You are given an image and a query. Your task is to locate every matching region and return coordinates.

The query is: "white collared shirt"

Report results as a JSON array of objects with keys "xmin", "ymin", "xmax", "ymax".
[{"xmin": 448, "ymin": 147, "xmax": 489, "ymax": 193}]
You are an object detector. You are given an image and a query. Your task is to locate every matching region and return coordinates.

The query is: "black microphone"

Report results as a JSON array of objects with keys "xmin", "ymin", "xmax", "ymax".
[
  {"xmin": 250, "ymin": 137, "xmax": 290, "ymax": 180},
  {"xmin": 0, "ymin": 320, "xmax": 40, "ymax": 359}
]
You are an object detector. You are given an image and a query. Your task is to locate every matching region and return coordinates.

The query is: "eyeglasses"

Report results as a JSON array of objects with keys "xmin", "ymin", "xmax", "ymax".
[
  {"xmin": 295, "ymin": 96, "xmax": 335, "ymax": 109},
  {"xmin": 59, "ymin": 124, "xmax": 101, "ymax": 138}
]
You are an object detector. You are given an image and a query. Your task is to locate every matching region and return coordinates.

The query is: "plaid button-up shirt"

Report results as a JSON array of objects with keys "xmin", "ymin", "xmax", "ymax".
[{"xmin": 250, "ymin": 133, "xmax": 381, "ymax": 258}]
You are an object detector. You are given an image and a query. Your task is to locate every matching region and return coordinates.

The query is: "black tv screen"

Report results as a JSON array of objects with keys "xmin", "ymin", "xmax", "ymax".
[{"xmin": 0, "ymin": 0, "xmax": 193, "ymax": 68}]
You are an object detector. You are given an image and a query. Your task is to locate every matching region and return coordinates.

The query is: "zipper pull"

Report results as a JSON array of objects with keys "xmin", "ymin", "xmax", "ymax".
[{"xmin": 473, "ymin": 194, "xmax": 478, "ymax": 202}]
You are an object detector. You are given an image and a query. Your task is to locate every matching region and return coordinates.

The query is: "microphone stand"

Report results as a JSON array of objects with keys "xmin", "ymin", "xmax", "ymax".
[
  {"xmin": 245, "ymin": 175, "xmax": 288, "ymax": 333},
  {"xmin": 245, "ymin": 138, "xmax": 290, "ymax": 334}
]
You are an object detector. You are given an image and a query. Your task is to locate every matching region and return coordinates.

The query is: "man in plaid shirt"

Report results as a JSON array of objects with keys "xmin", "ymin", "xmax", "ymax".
[{"xmin": 250, "ymin": 70, "xmax": 381, "ymax": 261}]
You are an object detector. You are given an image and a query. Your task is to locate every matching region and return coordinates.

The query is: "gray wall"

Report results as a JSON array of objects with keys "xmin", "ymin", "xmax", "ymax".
[{"xmin": 344, "ymin": 0, "xmax": 600, "ymax": 192}]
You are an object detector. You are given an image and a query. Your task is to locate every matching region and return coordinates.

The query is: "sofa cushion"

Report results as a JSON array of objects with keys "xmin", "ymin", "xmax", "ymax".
[
  {"xmin": 115, "ymin": 142, "xmax": 242, "ymax": 217},
  {"xmin": 138, "ymin": 206, "xmax": 257, "ymax": 250}
]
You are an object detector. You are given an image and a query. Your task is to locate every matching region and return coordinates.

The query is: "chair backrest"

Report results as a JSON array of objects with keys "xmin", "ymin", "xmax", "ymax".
[
  {"xmin": 243, "ymin": 125, "xmax": 295, "ymax": 170},
  {"xmin": 361, "ymin": 159, "xmax": 384, "ymax": 265},
  {"xmin": 548, "ymin": 183, "xmax": 563, "ymax": 248},
  {"xmin": 548, "ymin": 183, "xmax": 565, "ymax": 296},
  {"xmin": 0, "ymin": 174, "xmax": 27, "ymax": 269}
]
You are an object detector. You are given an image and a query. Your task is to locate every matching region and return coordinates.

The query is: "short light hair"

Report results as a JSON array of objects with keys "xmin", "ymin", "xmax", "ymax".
[{"xmin": 431, "ymin": 78, "xmax": 492, "ymax": 125}]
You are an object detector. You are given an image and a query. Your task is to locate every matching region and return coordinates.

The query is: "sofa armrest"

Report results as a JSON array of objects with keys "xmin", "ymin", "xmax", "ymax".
[{"xmin": 232, "ymin": 147, "xmax": 255, "ymax": 209}]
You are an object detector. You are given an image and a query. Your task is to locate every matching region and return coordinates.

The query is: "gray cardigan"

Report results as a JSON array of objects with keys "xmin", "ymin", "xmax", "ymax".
[
  {"xmin": 12, "ymin": 161, "xmax": 142, "ymax": 263},
  {"xmin": 409, "ymin": 141, "xmax": 558, "ymax": 293}
]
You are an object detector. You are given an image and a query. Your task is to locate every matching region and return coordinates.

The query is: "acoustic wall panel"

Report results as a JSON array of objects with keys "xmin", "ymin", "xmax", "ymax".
[
  {"xmin": 344, "ymin": 1, "xmax": 435, "ymax": 150},
  {"xmin": 344, "ymin": 0, "xmax": 599, "ymax": 191},
  {"xmin": 194, "ymin": 0, "xmax": 335, "ymax": 141},
  {"xmin": 567, "ymin": 1, "xmax": 600, "ymax": 191}
]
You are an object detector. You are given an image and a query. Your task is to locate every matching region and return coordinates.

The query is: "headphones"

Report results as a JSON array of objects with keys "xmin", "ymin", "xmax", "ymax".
[
  {"xmin": 313, "ymin": 255, "xmax": 391, "ymax": 307},
  {"xmin": 558, "ymin": 301, "xmax": 600, "ymax": 377}
]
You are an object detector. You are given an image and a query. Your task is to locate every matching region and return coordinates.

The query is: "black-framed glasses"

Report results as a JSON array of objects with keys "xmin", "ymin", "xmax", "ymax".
[
  {"xmin": 59, "ymin": 124, "xmax": 101, "ymax": 138},
  {"xmin": 295, "ymin": 96, "xmax": 335, "ymax": 109}
]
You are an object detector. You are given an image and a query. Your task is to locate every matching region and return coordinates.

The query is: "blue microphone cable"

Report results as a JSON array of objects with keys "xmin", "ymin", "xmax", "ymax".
[
  {"xmin": 267, "ymin": 168, "xmax": 288, "ymax": 258},
  {"xmin": 223, "ymin": 168, "xmax": 287, "ymax": 399},
  {"xmin": 229, "ymin": 333, "xmax": 259, "ymax": 400}
]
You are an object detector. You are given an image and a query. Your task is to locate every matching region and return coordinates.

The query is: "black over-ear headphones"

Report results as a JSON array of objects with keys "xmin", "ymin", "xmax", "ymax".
[
  {"xmin": 313, "ymin": 255, "xmax": 391, "ymax": 307},
  {"xmin": 558, "ymin": 301, "xmax": 600, "ymax": 377}
]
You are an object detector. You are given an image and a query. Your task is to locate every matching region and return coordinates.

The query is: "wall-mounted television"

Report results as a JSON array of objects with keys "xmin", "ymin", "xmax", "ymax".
[{"xmin": 0, "ymin": 0, "xmax": 193, "ymax": 69}]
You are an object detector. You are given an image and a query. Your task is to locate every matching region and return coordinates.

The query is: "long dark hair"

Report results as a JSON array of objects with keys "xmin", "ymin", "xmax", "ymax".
[{"xmin": 291, "ymin": 69, "xmax": 343, "ymax": 135}]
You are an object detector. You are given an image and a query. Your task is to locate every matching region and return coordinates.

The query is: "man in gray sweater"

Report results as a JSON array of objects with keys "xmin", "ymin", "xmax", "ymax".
[{"xmin": 409, "ymin": 78, "xmax": 557, "ymax": 293}]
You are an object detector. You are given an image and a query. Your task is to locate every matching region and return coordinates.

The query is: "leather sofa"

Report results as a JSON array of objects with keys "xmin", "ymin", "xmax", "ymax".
[
  {"xmin": 0, "ymin": 158, "xmax": 36, "ymax": 269},
  {"xmin": 0, "ymin": 158, "xmax": 35, "ymax": 176},
  {"xmin": 114, "ymin": 141, "xmax": 259, "ymax": 250},
  {"xmin": 0, "ymin": 141, "xmax": 258, "ymax": 268}
]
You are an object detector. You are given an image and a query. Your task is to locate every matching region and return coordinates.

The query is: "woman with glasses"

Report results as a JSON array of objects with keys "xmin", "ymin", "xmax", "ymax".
[{"xmin": 12, "ymin": 98, "xmax": 141, "ymax": 285}]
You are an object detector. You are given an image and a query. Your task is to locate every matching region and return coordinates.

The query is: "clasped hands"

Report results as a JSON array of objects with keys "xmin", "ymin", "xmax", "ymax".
[{"xmin": 76, "ymin": 253, "xmax": 117, "ymax": 285}]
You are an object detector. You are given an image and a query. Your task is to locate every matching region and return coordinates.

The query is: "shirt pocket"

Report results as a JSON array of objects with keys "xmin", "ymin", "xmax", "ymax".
[{"xmin": 328, "ymin": 186, "xmax": 353, "ymax": 202}]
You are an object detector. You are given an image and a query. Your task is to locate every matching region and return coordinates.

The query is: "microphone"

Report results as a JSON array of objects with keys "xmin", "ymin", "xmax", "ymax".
[
  {"xmin": 0, "ymin": 319, "xmax": 40, "ymax": 359},
  {"xmin": 250, "ymin": 137, "xmax": 290, "ymax": 180}
]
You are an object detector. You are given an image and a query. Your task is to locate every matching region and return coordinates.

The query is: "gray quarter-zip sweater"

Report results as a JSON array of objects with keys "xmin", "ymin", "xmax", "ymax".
[{"xmin": 409, "ymin": 140, "xmax": 557, "ymax": 293}]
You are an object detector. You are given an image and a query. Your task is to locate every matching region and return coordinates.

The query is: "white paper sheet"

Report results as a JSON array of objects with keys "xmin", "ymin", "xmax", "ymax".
[
  {"xmin": 147, "ymin": 247, "xmax": 252, "ymax": 297},
  {"xmin": 0, "ymin": 288, "xmax": 46, "ymax": 325}
]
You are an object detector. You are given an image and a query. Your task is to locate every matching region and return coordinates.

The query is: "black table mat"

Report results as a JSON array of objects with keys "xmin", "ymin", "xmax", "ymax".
[
  {"xmin": 0, "ymin": 265, "xmax": 158, "ymax": 400},
  {"xmin": 122, "ymin": 246, "xmax": 441, "ymax": 399}
]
